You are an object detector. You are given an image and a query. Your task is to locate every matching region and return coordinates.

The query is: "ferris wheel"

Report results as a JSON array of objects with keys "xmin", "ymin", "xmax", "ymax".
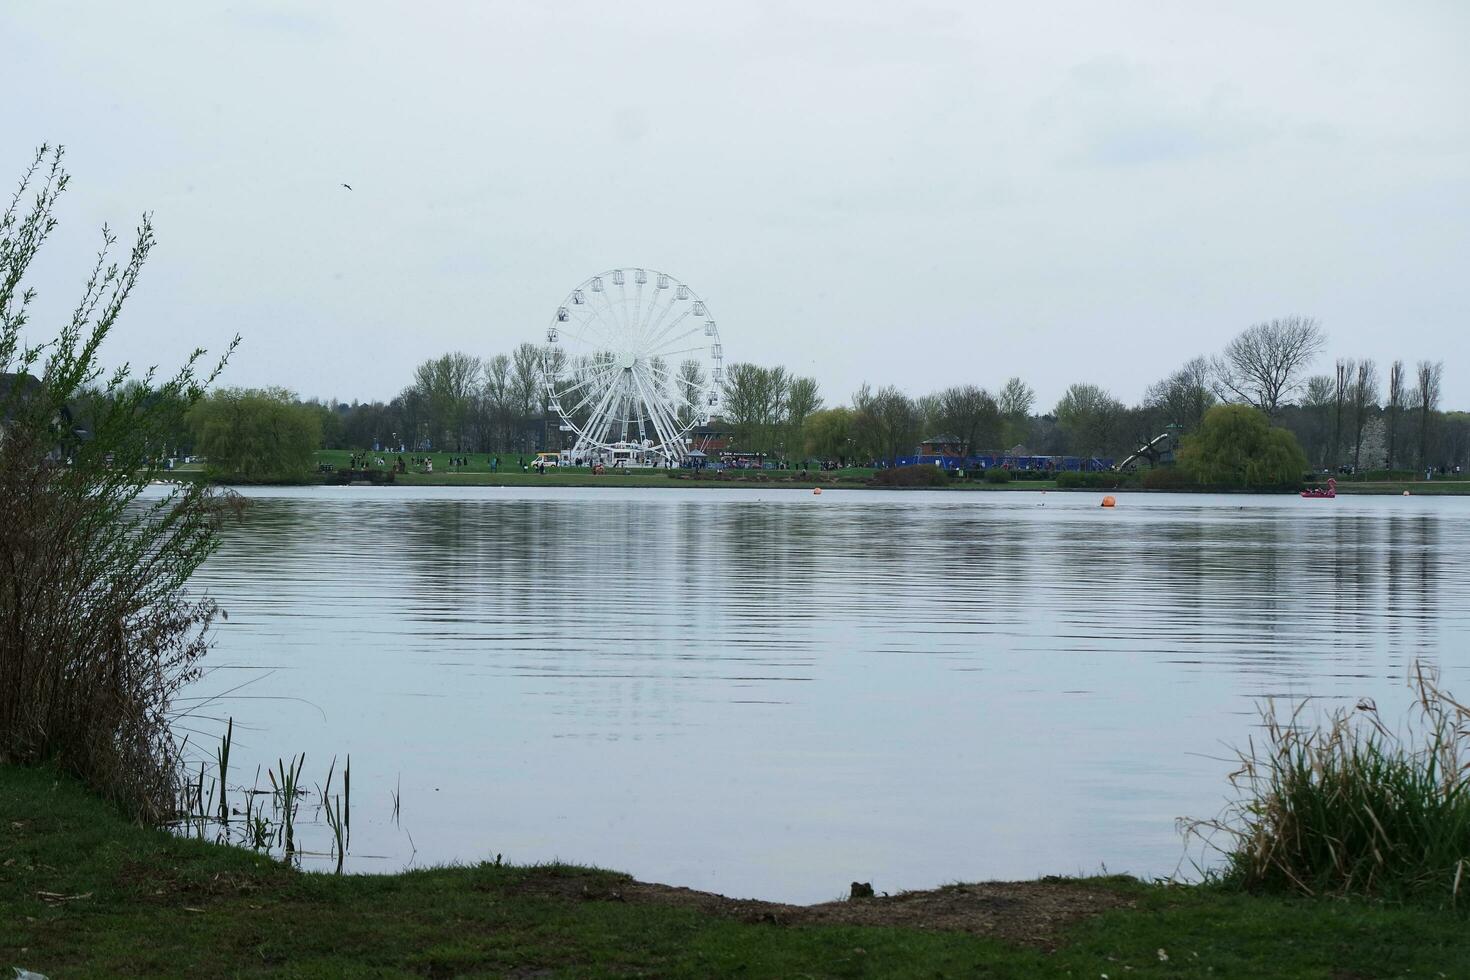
[{"xmin": 542, "ymin": 268, "xmax": 724, "ymax": 463}]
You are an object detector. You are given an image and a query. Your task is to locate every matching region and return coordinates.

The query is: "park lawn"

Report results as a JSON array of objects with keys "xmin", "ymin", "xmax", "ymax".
[
  {"xmin": 1330, "ymin": 480, "xmax": 1470, "ymax": 495},
  {"xmin": 4, "ymin": 766, "xmax": 1468, "ymax": 978},
  {"xmin": 311, "ymin": 452, "xmax": 1066, "ymax": 490}
]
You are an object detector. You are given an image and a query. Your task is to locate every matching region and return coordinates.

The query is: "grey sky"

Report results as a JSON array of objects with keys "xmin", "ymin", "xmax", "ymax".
[{"xmin": 5, "ymin": 1, "xmax": 1467, "ymax": 410}]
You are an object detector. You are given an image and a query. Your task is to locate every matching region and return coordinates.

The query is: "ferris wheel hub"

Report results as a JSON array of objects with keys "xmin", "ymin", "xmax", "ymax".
[{"xmin": 616, "ymin": 351, "xmax": 637, "ymax": 370}]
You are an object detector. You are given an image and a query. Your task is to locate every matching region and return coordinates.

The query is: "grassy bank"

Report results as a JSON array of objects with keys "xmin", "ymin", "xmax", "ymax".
[
  {"xmin": 3, "ymin": 766, "xmax": 1468, "ymax": 978},
  {"xmin": 171, "ymin": 452, "xmax": 1470, "ymax": 493},
  {"xmin": 1330, "ymin": 479, "xmax": 1470, "ymax": 495},
  {"xmin": 303, "ymin": 452, "xmax": 1062, "ymax": 490}
]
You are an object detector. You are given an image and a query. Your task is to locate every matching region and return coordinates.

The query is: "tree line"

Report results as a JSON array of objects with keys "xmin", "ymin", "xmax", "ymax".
[
  {"xmin": 103, "ymin": 315, "xmax": 1465, "ymax": 478},
  {"xmin": 723, "ymin": 316, "xmax": 1464, "ymax": 473}
]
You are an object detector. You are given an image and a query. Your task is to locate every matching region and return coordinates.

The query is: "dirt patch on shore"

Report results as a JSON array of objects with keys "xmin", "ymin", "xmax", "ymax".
[{"xmin": 514, "ymin": 872, "xmax": 1135, "ymax": 948}]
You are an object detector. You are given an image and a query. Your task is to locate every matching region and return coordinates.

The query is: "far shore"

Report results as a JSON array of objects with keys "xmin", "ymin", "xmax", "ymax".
[
  {"xmin": 169, "ymin": 466, "xmax": 1470, "ymax": 495},
  {"xmin": 157, "ymin": 451, "xmax": 1470, "ymax": 494}
]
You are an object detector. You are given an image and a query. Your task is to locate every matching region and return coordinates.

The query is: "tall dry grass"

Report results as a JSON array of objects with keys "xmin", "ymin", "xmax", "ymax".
[{"xmin": 1189, "ymin": 664, "xmax": 1470, "ymax": 905}]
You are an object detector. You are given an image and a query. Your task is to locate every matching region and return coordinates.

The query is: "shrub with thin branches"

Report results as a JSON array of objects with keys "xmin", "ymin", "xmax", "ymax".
[{"xmin": 1, "ymin": 145, "xmax": 235, "ymax": 821}]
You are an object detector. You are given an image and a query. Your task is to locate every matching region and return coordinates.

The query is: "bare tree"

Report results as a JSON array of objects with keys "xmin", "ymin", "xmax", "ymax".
[
  {"xmin": 1301, "ymin": 375, "xmax": 1335, "ymax": 466},
  {"xmin": 1145, "ymin": 355, "xmax": 1215, "ymax": 432},
  {"xmin": 675, "ymin": 358, "xmax": 706, "ymax": 429},
  {"xmin": 1331, "ymin": 358, "xmax": 1354, "ymax": 469},
  {"xmin": 1212, "ymin": 316, "xmax": 1325, "ymax": 416},
  {"xmin": 1386, "ymin": 359, "xmax": 1406, "ymax": 470},
  {"xmin": 853, "ymin": 384, "xmax": 920, "ymax": 466},
  {"xmin": 1415, "ymin": 360, "xmax": 1443, "ymax": 469},
  {"xmin": 1349, "ymin": 359, "xmax": 1379, "ymax": 471},
  {"xmin": 510, "ymin": 342, "xmax": 541, "ymax": 416},
  {"xmin": 482, "ymin": 353, "xmax": 514, "ymax": 451}
]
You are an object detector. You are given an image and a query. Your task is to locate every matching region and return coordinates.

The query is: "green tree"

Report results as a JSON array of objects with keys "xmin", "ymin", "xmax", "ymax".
[
  {"xmin": 2, "ymin": 145, "xmax": 234, "ymax": 819},
  {"xmin": 189, "ymin": 387, "xmax": 320, "ymax": 482},
  {"xmin": 1055, "ymin": 382, "xmax": 1124, "ymax": 458},
  {"xmin": 412, "ymin": 351, "xmax": 482, "ymax": 451},
  {"xmin": 721, "ymin": 363, "xmax": 790, "ymax": 458},
  {"xmin": 1177, "ymin": 404, "xmax": 1308, "ymax": 489},
  {"xmin": 303, "ymin": 398, "xmax": 345, "ymax": 449},
  {"xmin": 853, "ymin": 383, "xmax": 919, "ymax": 466},
  {"xmin": 804, "ymin": 407, "xmax": 855, "ymax": 464},
  {"xmin": 997, "ymin": 376, "xmax": 1035, "ymax": 447},
  {"xmin": 936, "ymin": 384, "xmax": 1001, "ymax": 457},
  {"xmin": 782, "ymin": 375, "xmax": 822, "ymax": 463}
]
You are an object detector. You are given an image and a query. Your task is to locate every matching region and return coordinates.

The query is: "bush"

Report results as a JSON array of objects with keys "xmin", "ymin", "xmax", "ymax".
[
  {"xmin": 1177, "ymin": 404, "xmax": 1307, "ymax": 491},
  {"xmin": 1, "ymin": 146, "xmax": 233, "ymax": 821},
  {"xmin": 870, "ymin": 464, "xmax": 950, "ymax": 487},
  {"xmin": 1142, "ymin": 465, "xmax": 1196, "ymax": 490},
  {"xmin": 1191, "ymin": 665, "xmax": 1470, "ymax": 904},
  {"xmin": 1055, "ymin": 470, "xmax": 1123, "ymax": 489},
  {"xmin": 982, "ymin": 467, "xmax": 1011, "ymax": 484}
]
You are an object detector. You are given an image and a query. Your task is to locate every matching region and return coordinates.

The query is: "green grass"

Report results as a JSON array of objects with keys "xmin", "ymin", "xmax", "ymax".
[
  {"xmin": 310, "ymin": 452, "xmax": 1066, "ymax": 490},
  {"xmin": 1330, "ymin": 480, "xmax": 1470, "ymax": 495},
  {"xmin": 4, "ymin": 765, "xmax": 1470, "ymax": 978}
]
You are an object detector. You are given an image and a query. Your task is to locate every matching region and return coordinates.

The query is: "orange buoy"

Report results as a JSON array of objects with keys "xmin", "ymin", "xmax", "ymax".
[
  {"xmin": 813, "ymin": 487, "xmax": 822, "ymax": 495},
  {"xmin": 1101, "ymin": 495, "xmax": 1116, "ymax": 508}
]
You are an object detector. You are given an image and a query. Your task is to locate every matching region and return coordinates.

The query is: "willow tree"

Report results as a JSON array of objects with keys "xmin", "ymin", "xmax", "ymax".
[
  {"xmin": 1177, "ymin": 405, "xmax": 1308, "ymax": 490},
  {"xmin": 1, "ymin": 145, "xmax": 234, "ymax": 819}
]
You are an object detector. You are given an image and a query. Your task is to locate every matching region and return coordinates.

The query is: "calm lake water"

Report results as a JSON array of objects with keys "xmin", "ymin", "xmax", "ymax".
[{"xmin": 181, "ymin": 486, "xmax": 1470, "ymax": 903}]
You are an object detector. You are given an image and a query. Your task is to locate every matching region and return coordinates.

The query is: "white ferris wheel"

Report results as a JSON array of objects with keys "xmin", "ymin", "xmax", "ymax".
[{"xmin": 542, "ymin": 268, "xmax": 724, "ymax": 463}]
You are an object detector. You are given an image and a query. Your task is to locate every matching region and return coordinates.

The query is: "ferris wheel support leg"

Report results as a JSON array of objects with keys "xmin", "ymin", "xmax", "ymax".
[{"xmin": 630, "ymin": 366, "xmax": 683, "ymax": 462}]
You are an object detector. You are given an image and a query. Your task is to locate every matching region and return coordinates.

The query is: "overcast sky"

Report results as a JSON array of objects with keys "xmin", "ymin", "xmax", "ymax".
[{"xmin": 5, "ymin": 1, "xmax": 1467, "ymax": 410}]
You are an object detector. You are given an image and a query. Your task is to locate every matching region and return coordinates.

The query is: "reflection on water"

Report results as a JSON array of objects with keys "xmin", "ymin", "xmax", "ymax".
[{"xmin": 184, "ymin": 486, "xmax": 1470, "ymax": 902}]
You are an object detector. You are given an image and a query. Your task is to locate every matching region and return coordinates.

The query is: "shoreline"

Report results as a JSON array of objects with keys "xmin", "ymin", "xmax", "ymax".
[
  {"xmin": 3, "ymin": 764, "xmax": 1465, "ymax": 977},
  {"xmin": 178, "ymin": 469, "xmax": 1470, "ymax": 495}
]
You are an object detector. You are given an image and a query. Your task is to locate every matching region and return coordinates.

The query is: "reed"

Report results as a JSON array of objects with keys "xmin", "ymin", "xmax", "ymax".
[
  {"xmin": 315, "ymin": 755, "xmax": 350, "ymax": 874},
  {"xmin": 215, "ymin": 717, "xmax": 233, "ymax": 823},
  {"xmin": 268, "ymin": 754, "xmax": 306, "ymax": 856},
  {"xmin": 324, "ymin": 792, "xmax": 346, "ymax": 874},
  {"xmin": 1190, "ymin": 663, "xmax": 1470, "ymax": 905}
]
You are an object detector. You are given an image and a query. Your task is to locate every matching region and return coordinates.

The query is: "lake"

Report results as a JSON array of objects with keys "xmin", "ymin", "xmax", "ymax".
[{"xmin": 182, "ymin": 485, "xmax": 1470, "ymax": 903}]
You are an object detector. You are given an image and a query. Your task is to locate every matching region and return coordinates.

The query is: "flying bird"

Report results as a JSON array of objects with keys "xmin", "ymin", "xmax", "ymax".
[{"xmin": 341, "ymin": 182, "xmax": 353, "ymax": 190}]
